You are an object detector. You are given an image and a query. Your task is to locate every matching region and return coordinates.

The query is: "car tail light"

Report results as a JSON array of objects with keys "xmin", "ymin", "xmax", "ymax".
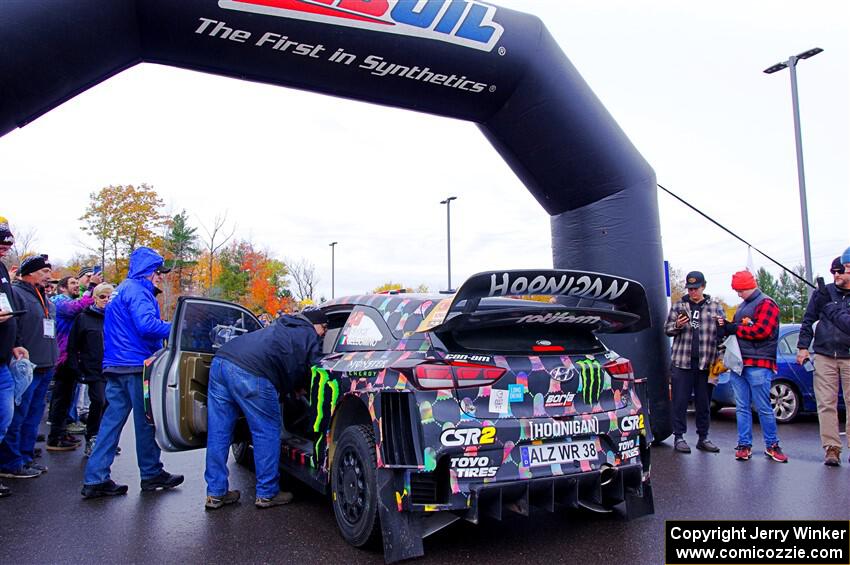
[
  {"xmin": 414, "ymin": 362, "xmax": 506, "ymax": 389},
  {"xmin": 604, "ymin": 358, "xmax": 634, "ymax": 380},
  {"xmin": 532, "ymin": 345, "xmax": 565, "ymax": 352}
]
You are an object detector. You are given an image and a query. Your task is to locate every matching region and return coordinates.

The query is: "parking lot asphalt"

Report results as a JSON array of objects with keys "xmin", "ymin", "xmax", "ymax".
[{"xmin": 1, "ymin": 409, "xmax": 847, "ymax": 565}]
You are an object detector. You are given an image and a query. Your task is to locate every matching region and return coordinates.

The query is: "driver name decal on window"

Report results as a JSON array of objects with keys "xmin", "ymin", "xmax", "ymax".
[{"xmin": 340, "ymin": 311, "xmax": 383, "ymax": 347}]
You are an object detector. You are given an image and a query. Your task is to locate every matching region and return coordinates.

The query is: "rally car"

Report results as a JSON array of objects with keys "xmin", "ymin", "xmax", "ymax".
[{"xmin": 146, "ymin": 269, "xmax": 655, "ymax": 563}]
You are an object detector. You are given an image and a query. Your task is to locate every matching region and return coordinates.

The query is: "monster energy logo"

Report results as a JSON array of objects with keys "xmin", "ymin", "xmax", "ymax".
[
  {"xmin": 576, "ymin": 359, "xmax": 603, "ymax": 404},
  {"xmin": 310, "ymin": 366, "xmax": 340, "ymax": 433}
]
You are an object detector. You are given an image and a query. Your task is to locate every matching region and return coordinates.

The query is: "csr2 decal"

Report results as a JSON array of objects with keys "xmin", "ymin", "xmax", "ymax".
[
  {"xmin": 219, "ymin": 0, "xmax": 505, "ymax": 52},
  {"xmin": 620, "ymin": 414, "xmax": 645, "ymax": 432},
  {"xmin": 440, "ymin": 425, "xmax": 496, "ymax": 447}
]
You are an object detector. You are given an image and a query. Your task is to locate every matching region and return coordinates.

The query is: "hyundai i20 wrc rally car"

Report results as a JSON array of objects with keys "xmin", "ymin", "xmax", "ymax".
[{"xmin": 146, "ymin": 269, "xmax": 655, "ymax": 563}]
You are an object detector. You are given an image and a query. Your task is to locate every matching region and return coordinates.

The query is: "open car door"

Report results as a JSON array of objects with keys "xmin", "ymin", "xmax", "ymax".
[{"xmin": 149, "ymin": 296, "xmax": 262, "ymax": 451}]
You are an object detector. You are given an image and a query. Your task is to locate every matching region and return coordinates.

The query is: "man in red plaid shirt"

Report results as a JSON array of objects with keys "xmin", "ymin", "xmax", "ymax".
[{"xmin": 722, "ymin": 270, "xmax": 788, "ymax": 463}]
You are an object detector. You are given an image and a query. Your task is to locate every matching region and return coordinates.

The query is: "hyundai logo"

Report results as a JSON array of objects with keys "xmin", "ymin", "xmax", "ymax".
[{"xmin": 549, "ymin": 366, "xmax": 577, "ymax": 383}]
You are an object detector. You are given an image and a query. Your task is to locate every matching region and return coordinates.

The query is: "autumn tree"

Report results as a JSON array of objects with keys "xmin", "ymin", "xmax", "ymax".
[
  {"xmin": 371, "ymin": 282, "xmax": 430, "ymax": 293},
  {"xmin": 64, "ymin": 252, "xmax": 101, "ymax": 279},
  {"xmin": 215, "ymin": 241, "xmax": 251, "ymax": 302},
  {"xmin": 80, "ymin": 184, "xmax": 166, "ymax": 280},
  {"xmin": 668, "ymin": 266, "xmax": 686, "ymax": 304},
  {"xmin": 211, "ymin": 240, "xmax": 294, "ymax": 314}
]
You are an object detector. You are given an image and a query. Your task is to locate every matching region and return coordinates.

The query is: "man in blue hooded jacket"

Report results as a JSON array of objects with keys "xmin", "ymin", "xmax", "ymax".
[{"xmin": 81, "ymin": 247, "xmax": 183, "ymax": 498}]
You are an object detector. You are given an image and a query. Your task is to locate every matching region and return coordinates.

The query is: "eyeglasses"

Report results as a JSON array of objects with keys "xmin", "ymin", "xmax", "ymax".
[
  {"xmin": 830, "ymin": 269, "xmax": 845, "ymax": 275},
  {"xmin": 97, "ymin": 294, "xmax": 111, "ymax": 300}
]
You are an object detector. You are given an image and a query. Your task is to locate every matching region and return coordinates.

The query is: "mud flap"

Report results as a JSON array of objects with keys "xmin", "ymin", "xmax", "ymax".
[
  {"xmin": 377, "ymin": 468, "xmax": 424, "ymax": 564},
  {"xmin": 622, "ymin": 481, "xmax": 655, "ymax": 520}
]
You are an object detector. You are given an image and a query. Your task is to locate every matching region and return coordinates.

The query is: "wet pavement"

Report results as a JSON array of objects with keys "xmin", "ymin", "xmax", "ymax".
[{"xmin": 1, "ymin": 409, "xmax": 848, "ymax": 565}]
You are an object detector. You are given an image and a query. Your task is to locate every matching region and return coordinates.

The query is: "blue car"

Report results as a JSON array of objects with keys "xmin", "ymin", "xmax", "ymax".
[{"xmin": 712, "ymin": 324, "xmax": 846, "ymax": 424}]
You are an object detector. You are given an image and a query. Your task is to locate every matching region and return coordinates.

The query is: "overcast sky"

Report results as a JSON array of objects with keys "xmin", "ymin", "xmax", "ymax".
[{"xmin": 1, "ymin": 0, "xmax": 847, "ymax": 305}]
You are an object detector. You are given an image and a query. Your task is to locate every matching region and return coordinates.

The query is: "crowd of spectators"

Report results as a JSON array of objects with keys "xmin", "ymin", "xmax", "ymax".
[
  {"xmin": 665, "ymin": 248, "xmax": 850, "ymax": 466},
  {"xmin": 0, "ymin": 217, "xmax": 183, "ymax": 498}
]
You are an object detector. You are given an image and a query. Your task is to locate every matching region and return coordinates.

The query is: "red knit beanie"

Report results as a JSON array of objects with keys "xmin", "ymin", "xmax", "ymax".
[{"xmin": 731, "ymin": 270, "xmax": 757, "ymax": 291}]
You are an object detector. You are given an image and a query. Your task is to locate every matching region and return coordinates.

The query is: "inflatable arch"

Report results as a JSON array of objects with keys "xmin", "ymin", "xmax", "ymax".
[{"xmin": 0, "ymin": 1, "xmax": 671, "ymax": 438}]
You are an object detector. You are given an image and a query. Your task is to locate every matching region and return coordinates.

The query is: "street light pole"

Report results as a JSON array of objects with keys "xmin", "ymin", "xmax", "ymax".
[
  {"xmin": 764, "ymin": 47, "xmax": 822, "ymax": 289},
  {"xmin": 329, "ymin": 241, "xmax": 338, "ymax": 299},
  {"xmin": 440, "ymin": 196, "xmax": 457, "ymax": 292}
]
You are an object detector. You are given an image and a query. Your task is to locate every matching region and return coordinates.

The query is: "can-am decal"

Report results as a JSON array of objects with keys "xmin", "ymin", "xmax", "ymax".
[{"xmin": 219, "ymin": 0, "xmax": 505, "ymax": 52}]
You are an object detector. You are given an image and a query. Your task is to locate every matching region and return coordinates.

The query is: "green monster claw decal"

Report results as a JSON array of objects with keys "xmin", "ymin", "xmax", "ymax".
[
  {"xmin": 576, "ymin": 359, "xmax": 603, "ymax": 404},
  {"xmin": 310, "ymin": 366, "xmax": 340, "ymax": 433}
]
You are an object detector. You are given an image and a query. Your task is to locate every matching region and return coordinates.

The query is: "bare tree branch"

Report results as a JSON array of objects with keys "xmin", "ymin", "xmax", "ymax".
[
  {"xmin": 7, "ymin": 224, "xmax": 38, "ymax": 265},
  {"xmin": 286, "ymin": 257, "xmax": 319, "ymax": 302},
  {"xmin": 198, "ymin": 212, "xmax": 236, "ymax": 295}
]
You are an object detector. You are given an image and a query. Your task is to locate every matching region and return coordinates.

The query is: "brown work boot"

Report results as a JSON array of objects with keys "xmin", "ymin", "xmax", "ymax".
[
  {"xmin": 255, "ymin": 491, "xmax": 293, "ymax": 508},
  {"xmin": 824, "ymin": 446, "xmax": 841, "ymax": 467}
]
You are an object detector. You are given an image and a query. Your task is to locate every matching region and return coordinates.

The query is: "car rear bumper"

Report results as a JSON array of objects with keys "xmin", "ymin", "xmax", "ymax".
[
  {"xmin": 465, "ymin": 462, "xmax": 645, "ymax": 521},
  {"xmin": 405, "ymin": 461, "xmax": 648, "ymax": 517}
]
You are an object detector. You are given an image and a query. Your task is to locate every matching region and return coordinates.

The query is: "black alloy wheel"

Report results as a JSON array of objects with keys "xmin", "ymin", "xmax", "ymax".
[{"xmin": 331, "ymin": 425, "xmax": 380, "ymax": 548}]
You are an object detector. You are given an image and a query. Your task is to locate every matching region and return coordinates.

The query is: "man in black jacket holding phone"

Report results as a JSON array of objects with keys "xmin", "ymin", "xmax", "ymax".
[{"xmin": 797, "ymin": 256, "xmax": 850, "ymax": 466}]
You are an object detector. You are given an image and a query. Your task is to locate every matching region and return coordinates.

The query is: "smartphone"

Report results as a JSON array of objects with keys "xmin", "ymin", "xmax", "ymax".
[{"xmin": 93, "ymin": 265, "xmax": 103, "ymax": 275}]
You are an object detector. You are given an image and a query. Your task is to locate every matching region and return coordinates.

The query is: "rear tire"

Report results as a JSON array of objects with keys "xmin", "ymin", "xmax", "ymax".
[{"xmin": 331, "ymin": 425, "xmax": 381, "ymax": 548}]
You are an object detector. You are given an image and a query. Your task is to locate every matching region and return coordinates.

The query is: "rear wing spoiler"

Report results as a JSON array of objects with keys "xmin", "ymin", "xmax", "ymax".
[{"xmin": 416, "ymin": 269, "xmax": 652, "ymax": 334}]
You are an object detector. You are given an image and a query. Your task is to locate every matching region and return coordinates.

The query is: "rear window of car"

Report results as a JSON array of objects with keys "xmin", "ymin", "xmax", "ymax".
[{"xmin": 441, "ymin": 324, "xmax": 604, "ymax": 354}]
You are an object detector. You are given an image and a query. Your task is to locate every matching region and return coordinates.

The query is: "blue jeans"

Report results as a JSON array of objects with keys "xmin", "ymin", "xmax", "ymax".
[
  {"xmin": 0, "ymin": 367, "xmax": 53, "ymax": 470},
  {"xmin": 205, "ymin": 357, "xmax": 281, "ymax": 499},
  {"xmin": 84, "ymin": 372, "xmax": 163, "ymax": 485},
  {"xmin": 731, "ymin": 366, "xmax": 779, "ymax": 448},
  {"xmin": 0, "ymin": 365, "xmax": 13, "ymax": 443}
]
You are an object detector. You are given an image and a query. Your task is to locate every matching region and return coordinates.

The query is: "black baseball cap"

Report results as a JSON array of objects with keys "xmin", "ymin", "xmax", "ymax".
[
  {"xmin": 300, "ymin": 307, "xmax": 328, "ymax": 325},
  {"xmin": 685, "ymin": 271, "xmax": 706, "ymax": 289},
  {"xmin": 830, "ymin": 257, "xmax": 845, "ymax": 275}
]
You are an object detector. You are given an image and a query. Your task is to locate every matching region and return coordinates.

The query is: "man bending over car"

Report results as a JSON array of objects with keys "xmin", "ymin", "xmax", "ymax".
[{"xmin": 204, "ymin": 307, "xmax": 326, "ymax": 510}]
